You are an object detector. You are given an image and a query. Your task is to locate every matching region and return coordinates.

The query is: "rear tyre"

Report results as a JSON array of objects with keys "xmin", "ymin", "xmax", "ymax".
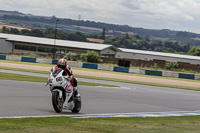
[
  {"xmin": 71, "ymin": 96, "xmax": 81, "ymax": 113},
  {"xmin": 52, "ymin": 91, "xmax": 63, "ymax": 113}
]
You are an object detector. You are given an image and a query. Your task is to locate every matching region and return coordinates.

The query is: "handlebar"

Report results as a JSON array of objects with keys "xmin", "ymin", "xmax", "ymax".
[{"xmin": 45, "ymin": 81, "xmax": 49, "ymax": 86}]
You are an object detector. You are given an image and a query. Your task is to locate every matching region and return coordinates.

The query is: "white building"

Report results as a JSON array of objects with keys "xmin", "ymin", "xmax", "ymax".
[
  {"xmin": 0, "ymin": 33, "xmax": 118, "ymax": 57},
  {"xmin": 116, "ymin": 48, "xmax": 200, "ymax": 65},
  {"xmin": 1, "ymin": 33, "xmax": 200, "ymax": 66}
]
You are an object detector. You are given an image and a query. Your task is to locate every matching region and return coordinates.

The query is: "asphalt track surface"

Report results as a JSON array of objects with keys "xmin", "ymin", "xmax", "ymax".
[{"xmin": 1, "ymin": 69, "xmax": 200, "ymax": 118}]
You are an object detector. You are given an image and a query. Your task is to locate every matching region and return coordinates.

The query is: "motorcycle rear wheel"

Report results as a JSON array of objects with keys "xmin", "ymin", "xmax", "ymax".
[
  {"xmin": 52, "ymin": 91, "xmax": 63, "ymax": 113},
  {"xmin": 71, "ymin": 96, "xmax": 81, "ymax": 113}
]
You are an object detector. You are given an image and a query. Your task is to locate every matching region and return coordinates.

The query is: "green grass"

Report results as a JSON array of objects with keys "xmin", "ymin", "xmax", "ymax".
[
  {"xmin": 0, "ymin": 66, "xmax": 50, "ymax": 74},
  {"xmin": 0, "ymin": 72, "xmax": 48, "ymax": 82},
  {"xmin": 1, "ymin": 66, "xmax": 200, "ymax": 91},
  {"xmin": 76, "ymin": 75, "xmax": 200, "ymax": 91},
  {"xmin": 1, "ymin": 65, "xmax": 200, "ymax": 91},
  {"xmin": 0, "ymin": 72, "xmax": 118, "ymax": 87},
  {"xmin": 0, "ymin": 60, "xmax": 55, "ymax": 67},
  {"xmin": 1, "ymin": 116, "xmax": 200, "ymax": 133},
  {"xmin": 1, "ymin": 59, "xmax": 200, "ymax": 83}
]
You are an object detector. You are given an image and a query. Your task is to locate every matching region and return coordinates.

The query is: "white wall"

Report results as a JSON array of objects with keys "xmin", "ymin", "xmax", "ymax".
[{"xmin": 0, "ymin": 38, "xmax": 13, "ymax": 54}]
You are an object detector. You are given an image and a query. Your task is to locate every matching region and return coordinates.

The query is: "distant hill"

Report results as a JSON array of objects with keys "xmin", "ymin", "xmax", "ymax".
[
  {"xmin": 0, "ymin": 10, "xmax": 200, "ymax": 46},
  {"xmin": 0, "ymin": 10, "xmax": 24, "ymax": 16}
]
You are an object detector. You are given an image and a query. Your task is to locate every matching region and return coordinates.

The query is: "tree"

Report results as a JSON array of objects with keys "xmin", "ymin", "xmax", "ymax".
[
  {"xmin": 80, "ymin": 50, "xmax": 100, "ymax": 63},
  {"xmin": 164, "ymin": 62, "xmax": 179, "ymax": 71},
  {"xmin": 101, "ymin": 27, "xmax": 106, "ymax": 40},
  {"xmin": 10, "ymin": 28, "xmax": 19, "ymax": 34},
  {"xmin": 126, "ymin": 33, "xmax": 129, "ymax": 39},
  {"xmin": 68, "ymin": 32, "xmax": 87, "ymax": 42},
  {"xmin": 63, "ymin": 52, "xmax": 75, "ymax": 61},
  {"xmin": 2, "ymin": 26, "xmax": 8, "ymax": 33},
  {"xmin": 20, "ymin": 29, "xmax": 31, "ymax": 35},
  {"xmin": 30, "ymin": 29, "xmax": 44, "ymax": 37},
  {"xmin": 187, "ymin": 46, "xmax": 200, "ymax": 56}
]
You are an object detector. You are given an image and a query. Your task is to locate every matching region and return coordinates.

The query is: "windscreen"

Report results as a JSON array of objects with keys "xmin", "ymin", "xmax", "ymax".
[{"xmin": 52, "ymin": 67, "xmax": 62, "ymax": 78}]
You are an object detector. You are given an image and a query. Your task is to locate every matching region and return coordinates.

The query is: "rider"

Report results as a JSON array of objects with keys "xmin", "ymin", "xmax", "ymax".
[{"xmin": 53, "ymin": 58, "xmax": 79, "ymax": 97}]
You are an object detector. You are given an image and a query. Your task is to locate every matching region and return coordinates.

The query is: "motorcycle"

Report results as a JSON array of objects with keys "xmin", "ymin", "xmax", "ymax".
[{"xmin": 46, "ymin": 67, "xmax": 81, "ymax": 113}]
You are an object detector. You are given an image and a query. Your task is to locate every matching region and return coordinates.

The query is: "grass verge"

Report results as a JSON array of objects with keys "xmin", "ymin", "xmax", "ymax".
[
  {"xmin": 0, "ymin": 66, "xmax": 50, "ymax": 74},
  {"xmin": 76, "ymin": 75, "xmax": 200, "ymax": 91},
  {"xmin": 1, "ymin": 116, "xmax": 200, "ymax": 133},
  {"xmin": 0, "ymin": 72, "xmax": 118, "ymax": 87},
  {"xmin": 0, "ymin": 60, "xmax": 55, "ymax": 67},
  {"xmin": 1, "ymin": 66, "xmax": 200, "ymax": 91},
  {"xmin": 1, "ymin": 59, "xmax": 200, "ymax": 83}
]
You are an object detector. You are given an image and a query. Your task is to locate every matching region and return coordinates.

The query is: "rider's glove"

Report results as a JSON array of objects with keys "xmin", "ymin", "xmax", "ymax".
[{"xmin": 68, "ymin": 76, "xmax": 73, "ymax": 80}]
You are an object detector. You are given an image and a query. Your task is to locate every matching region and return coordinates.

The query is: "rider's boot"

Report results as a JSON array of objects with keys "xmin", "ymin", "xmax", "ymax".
[{"xmin": 74, "ymin": 87, "xmax": 80, "ymax": 98}]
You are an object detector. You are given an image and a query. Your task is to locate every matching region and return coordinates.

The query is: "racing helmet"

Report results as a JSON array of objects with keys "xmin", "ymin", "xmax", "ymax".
[{"xmin": 57, "ymin": 58, "xmax": 67, "ymax": 69}]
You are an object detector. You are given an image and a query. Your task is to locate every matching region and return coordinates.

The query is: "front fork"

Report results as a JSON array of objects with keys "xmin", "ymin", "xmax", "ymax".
[
  {"xmin": 53, "ymin": 89, "xmax": 63, "ymax": 99},
  {"xmin": 51, "ymin": 86, "xmax": 74, "ymax": 110}
]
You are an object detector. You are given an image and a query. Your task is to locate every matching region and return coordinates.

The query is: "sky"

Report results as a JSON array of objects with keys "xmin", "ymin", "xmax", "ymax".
[{"xmin": 1, "ymin": 0, "xmax": 200, "ymax": 33}]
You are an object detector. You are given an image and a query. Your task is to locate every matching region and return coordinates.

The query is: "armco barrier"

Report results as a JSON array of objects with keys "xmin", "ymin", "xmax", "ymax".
[
  {"xmin": 113, "ymin": 66, "xmax": 129, "ymax": 73},
  {"xmin": 82, "ymin": 63, "xmax": 98, "ymax": 69},
  {"xmin": 68, "ymin": 61, "xmax": 77, "ymax": 67},
  {"xmin": 98, "ymin": 64, "xmax": 114, "ymax": 71},
  {"xmin": 145, "ymin": 70, "xmax": 162, "ymax": 76},
  {"xmin": 68, "ymin": 61, "xmax": 83, "ymax": 68},
  {"xmin": 36, "ymin": 58, "xmax": 52, "ymax": 64},
  {"xmin": 139, "ymin": 69, "xmax": 146, "ymax": 75},
  {"xmin": 129, "ymin": 68, "xmax": 141, "ymax": 74},
  {"xmin": 77, "ymin": 62, "xmax": 83, "ymax": 68},
  {"xmin": 179, "ymin": 73, "xmax": 195, "ymax": 80},
  {"xmin": 0, "ymin": 55, "xmax": 6, "ymax": 60},
  {"xmin": 21, "ymin": 57, "xmax": 36, "ymax": 63},
  {"xmin": 195, "ymin": 74, "xmax": 200, "ymax": 80},
  {"xmin": 162, "ymin": 71, "xmax": 179, "ymax": 78},
  {"xmin": 6, "ymin": 55, "xmax": 21, "ymax": 61}
]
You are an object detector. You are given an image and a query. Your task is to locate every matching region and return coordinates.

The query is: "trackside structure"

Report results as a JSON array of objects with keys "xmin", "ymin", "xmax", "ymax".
[{"xmin": 1, "ymin": 33, "xmax": 200, "ymax": 71}]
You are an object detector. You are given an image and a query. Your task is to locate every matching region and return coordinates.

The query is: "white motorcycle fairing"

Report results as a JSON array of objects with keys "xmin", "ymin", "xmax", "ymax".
[{"xmin": 48, "ymin": 68, "xmax": 75, "ymax": 111}]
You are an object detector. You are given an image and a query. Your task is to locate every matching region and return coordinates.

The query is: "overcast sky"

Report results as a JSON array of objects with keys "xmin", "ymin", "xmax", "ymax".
[{"xmin": 1, "ymin": 0, "xmax": 200, "ymax": 33}]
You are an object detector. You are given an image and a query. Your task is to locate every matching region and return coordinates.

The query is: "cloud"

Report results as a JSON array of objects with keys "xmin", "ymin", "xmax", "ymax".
[
  {"xmin": 121, "ymin": 0, "xmax": 141, "ymax": 10},
  {"xmin": 1, "ymin": 0, "xmax": 200, "ymax": 33}
]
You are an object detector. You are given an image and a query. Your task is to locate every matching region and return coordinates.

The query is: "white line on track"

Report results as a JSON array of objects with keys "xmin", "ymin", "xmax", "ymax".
[{"xmin": 1, "ymin": 110, "xmax": 200, "ymax": 119}]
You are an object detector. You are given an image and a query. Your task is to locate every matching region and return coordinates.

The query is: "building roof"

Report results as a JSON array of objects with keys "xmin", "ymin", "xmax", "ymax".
[
  {"xmin": 119, "ymin": 48, "xmax": 200, "ymax": 61},
  {"xmin": 0, "ymin": 33, "xmax": 117, "ymax": 51},
  {"xmin": 1, "ymin": 33, "xmax": 200, "ymax": 61}
]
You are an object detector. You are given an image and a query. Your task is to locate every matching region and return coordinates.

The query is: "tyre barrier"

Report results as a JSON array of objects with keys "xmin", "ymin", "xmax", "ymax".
[
  {"xmin": 145, "ymin": 70, "xmax": 162, "ymax": 76},
  {"xmin": 21, "ymin": 57, "xmax": 37, "ymax": 63},
  {"xmin": 0, "ymin": 55, "xmax": 6, "ymax": 60},
  {"xmin": 82, "ymin": 63, "xmax": 98, "ymax": 69},
  {"xmin": 179, "ymin": 73, "xmax": 195, "ymax": 80},
  {"xmin": 113, "ymin": 66, "xmax": 129, "ymax": 73}
]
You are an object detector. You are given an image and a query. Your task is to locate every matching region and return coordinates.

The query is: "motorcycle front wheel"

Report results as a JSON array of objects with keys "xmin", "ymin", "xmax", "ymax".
[{"xmin": 52, "ymin": 91, "xmax": 63, "ymax": 113}]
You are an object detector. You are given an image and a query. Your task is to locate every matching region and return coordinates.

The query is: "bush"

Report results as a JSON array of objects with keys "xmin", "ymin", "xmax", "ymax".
[
  {"xmin": 164, "ymin": 62, "xmax": 179, "ymax": 71},
  {"xmin": 187, "ymin": 46, "xmax": 200, "ymax": 56},
  {"xmin": 63, "ymin": 52, "xmax": 75, "ymax": 61},
  {"xmin": 152, "ymin": 63, "xmax": 158, "ymax": 69},
  {"xmin": 80, "ymin": 50, "xmax": 100, "ymax": 63},
  {"xmin": 80, "ymin": 53, "xmax": 87, "ymax": 62}
]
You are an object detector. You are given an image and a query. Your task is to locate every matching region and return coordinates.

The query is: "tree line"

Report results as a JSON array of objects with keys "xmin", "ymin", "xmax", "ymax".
[
  {"xmin": 2, "ymin": 26, "xmax": 200, "ymax": 56},
  {"xmin": 104, "ymin": 34, "xmax": 191, "ymax": 54},
  {"xmin": 1, "ymin": 11, "xmax": 200, "ymax": 46},
  {"xmin": 1, "ymin": 26, "xmax": 88, "ymax": 42}
]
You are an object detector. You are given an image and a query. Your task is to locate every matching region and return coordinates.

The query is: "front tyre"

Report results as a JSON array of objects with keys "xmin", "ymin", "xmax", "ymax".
[
  {"xmin": 52, "ymin": 91, "xmax": 63, "ymax": 113},
  {"xmin": 71, "ymin": 96, "xmax": 81, "ymax": 113}
]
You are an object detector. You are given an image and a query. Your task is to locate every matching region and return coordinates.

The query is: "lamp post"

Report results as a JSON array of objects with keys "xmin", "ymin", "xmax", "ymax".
[{"xmin": 53, "ymin": 18, "xmax": 59, "ymax": 59}]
